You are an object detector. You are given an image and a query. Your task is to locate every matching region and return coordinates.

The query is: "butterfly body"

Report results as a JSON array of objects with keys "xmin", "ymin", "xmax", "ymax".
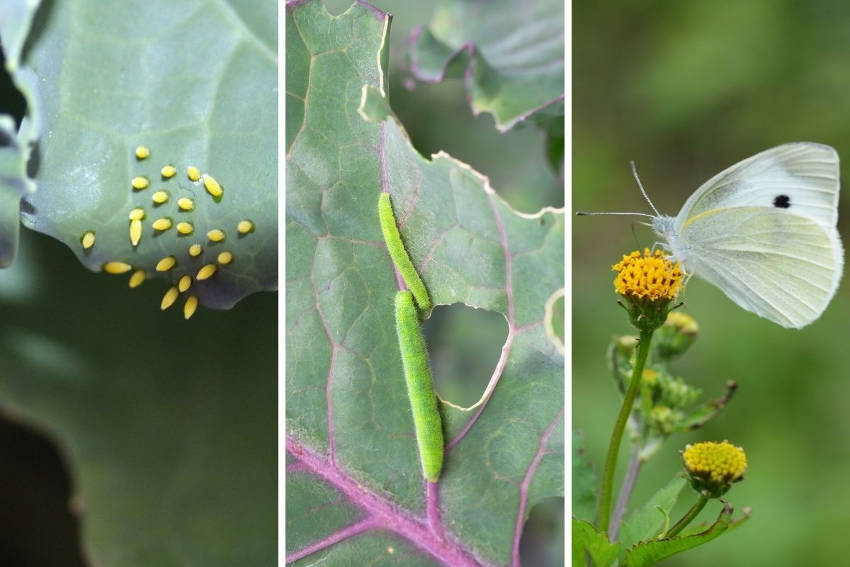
[{"xmin": 650, "ymin": 142, "xmax": 843, "ymax": 329}]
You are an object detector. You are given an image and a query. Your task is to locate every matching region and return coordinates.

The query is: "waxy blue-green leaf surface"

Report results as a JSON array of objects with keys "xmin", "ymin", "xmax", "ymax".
[
  {"xmin": 286, "ymin": 1, "xmax": 564, "ymax": 565},
  {"xmin": 18, "ymin": 0, "xmax": 277, "ymax": 310},
  {"xmin": 408, "ymin": 0, "xmax": 564, "ymax": 132}
]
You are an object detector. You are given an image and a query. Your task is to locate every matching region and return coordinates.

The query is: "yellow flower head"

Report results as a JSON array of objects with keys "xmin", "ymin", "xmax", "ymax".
[
  {"xmin": 612, "ymin": 249, "xmax": 684, "ymax": 331},
  {"xmin": 682, "ymin": 440, "xmax": 747, "ymax": 497},
  {"xmin": 613, "ymin": 249, "xmax": 683, "ymax": 302}
]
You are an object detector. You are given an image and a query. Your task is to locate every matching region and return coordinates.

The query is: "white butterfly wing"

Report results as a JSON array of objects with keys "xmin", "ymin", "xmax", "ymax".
[
  {"xmin": 676, "ymin": 207, "xmax": 843, "ymax": 328},
  {"xmin": 675, "ymin": 142, "xmax": 839, "ymax": 229}
]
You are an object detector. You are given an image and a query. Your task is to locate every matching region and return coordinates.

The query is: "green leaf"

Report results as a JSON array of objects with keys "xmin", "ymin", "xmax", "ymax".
[
  {"xmin": 18, "ymin": 0, "xmax": 277, "ymax": 310},
  {"xmin": 572, "ymin": 518, "xmax": 619, "ymax": 567},
  {"xmin": 0, "ymin": 0, "xmax": 40, "ymax": 268},
  {"xmin": 623, "ymin": 503, "xmax": 750, "ymax": 567},
  {"xmin": 286, "ymin": 1, "xmax": 564, "ymax": 565},
  {"xmin": 618, "ymin": 475, "xmax": 687, "ymax": 553},
  {"xmin": 572, "ymin": 430, "xmax": 597, "ymax": 523},
  {"xmin": 408, "ymin": 0, "xmax": 565, "ymax": 132}
]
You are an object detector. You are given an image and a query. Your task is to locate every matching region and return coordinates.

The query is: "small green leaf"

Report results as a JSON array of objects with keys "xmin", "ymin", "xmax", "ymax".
[
  {"xmin": 572, "ymin": 518, "xmax": 619, "ymax": 567},
  {"xmin": 623, "ymin": 503, "xmax": 750, "ymax": 567},
  {"xmin": 618, "ymin": 475, "xmax": 687, "ymax": 553},
  {"xmin": 675, "ymin": 381, "xmax": 738, "ymax": 431},
  {"xmin": 572, "ymin": 430, "xmax": 597, "ymax": 523},
  {"xmin": 408, "ymin": 0, "xmax": 564, "ymax": 132}
]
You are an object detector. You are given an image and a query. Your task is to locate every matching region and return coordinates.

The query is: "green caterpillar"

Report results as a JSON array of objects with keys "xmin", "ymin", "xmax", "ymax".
[
  {"xmin": 378, "ymin": 193, "xmax": 432, "ymax": 312},
  {"xmin": 394, "ymin": 290, "xmax": 443, "ymax": 482}
]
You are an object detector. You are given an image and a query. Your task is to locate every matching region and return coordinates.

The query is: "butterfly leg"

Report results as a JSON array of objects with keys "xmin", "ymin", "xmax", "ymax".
[{"xmin": 650, "ymin": 240, "xmax": 666, "ymax": 253}]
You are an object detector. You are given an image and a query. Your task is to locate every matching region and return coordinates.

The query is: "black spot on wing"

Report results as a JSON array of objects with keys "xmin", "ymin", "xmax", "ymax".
[{"xmin": 773, "ymin": 194, "xmax": 791, "ymax": 208}]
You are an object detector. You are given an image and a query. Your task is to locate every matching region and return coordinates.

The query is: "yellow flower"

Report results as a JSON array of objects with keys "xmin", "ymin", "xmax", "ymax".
[
  {"xmin": 612, "ymin": 249, "xmax": 684, "ymax": 331},
  {"xmin": 682, "ymin": 440, "xmax": 747, "ymax": 497},
  {"xmin": 613, "ymin": 248, "xmax": 683, "ymax": 302}
]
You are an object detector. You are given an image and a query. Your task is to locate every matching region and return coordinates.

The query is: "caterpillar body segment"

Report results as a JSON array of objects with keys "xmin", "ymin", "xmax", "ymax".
[
  {"xmin": 379, "ymin": 193, "xmax": 431, "ymax": 312},
  {"xmin": 394, "ymin": 290, "xmax": 443, "ymax": 482}
]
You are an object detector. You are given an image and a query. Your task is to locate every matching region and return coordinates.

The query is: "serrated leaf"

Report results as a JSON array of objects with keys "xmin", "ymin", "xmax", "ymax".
[
  {"xmin": 623, "ymin": 503, "xmax": 749, "ymax": 567},
  {"xmin": 286, "ymin": 1, "xmax": 564, "ymax": 565},
  {"xmin": 618, "ymin": 475, "xmax": 687, "ymax": 553},
  {"xmin": 18, "ymin": 0, "xmax": 277, "ymax": 311},
  {"xmin": 572, "ymin": 518, "xmax": 619, "ymax": 567},
  {"xmin": 408, "ymin": 0, "xmax": 565, "ymax": 132},
  {"xmin": 572, "ymin": 430, "xmax": 597, "ymax": 523}
]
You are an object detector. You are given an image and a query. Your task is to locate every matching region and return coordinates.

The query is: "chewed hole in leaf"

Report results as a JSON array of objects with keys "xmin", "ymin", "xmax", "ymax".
[
  {"xmin": 544, "ymin": 288, "xmax": 565, "ymax": 354},
  {"xmin": 422, "ymin": 303, "xmax": 508, "ymax": 408}
]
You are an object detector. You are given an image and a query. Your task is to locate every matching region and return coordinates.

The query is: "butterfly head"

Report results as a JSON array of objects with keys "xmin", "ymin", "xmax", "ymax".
[{"xmin": 650, "ymin": 215, "xmax": 676, "ymax": 237}]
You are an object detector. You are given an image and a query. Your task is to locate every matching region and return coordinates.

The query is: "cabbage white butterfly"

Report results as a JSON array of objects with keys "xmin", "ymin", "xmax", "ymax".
[{"xmin": 586, "ymin": 143, "xmax": 844, "ymax": 329}]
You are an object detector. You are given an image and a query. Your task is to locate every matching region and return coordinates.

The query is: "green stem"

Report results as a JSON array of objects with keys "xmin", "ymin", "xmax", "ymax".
[
  {"xmin": 598, "ymin": 329, "xmax": 653, "ymax": 538},
  {"xmin": 666, "ymin": 492, "xmax": 709, "ymax": 538}
]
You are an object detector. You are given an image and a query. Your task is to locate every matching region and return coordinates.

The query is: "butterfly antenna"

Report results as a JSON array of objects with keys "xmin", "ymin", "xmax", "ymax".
[
  {"xmin": 575, "ymin": 211, "xmax": 654, "ymax": 218},
  {"xmin": 630, "ymin": 161, "xmax": 660, "ymax": 216}
]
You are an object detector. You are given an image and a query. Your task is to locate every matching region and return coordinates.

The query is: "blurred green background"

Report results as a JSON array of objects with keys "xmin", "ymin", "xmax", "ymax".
[
  {"xmin": 325, "ymin": 0, "xmax": 565, "ymax": 564},
  {"xmin": 574, "ymin": 1, "xmax": 850, "ymax": 565}
]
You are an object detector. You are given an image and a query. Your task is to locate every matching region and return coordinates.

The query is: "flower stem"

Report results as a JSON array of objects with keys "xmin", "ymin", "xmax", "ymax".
[
  {"xmin": 598, "ymin": 329, "xmax": 653, "ymax": 538},
  {"xmin": 666, "ymin": 492, "xmax": 709, "ymax": 538},
  {"xmin": 610, "ymin": 447, "xmax": 643, "ymax": 541}
]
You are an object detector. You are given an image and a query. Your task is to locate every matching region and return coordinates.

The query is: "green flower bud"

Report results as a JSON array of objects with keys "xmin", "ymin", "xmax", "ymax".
[{"xmin": 655, "ymin": 311, "xmax": 699, "ymax": 359}]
